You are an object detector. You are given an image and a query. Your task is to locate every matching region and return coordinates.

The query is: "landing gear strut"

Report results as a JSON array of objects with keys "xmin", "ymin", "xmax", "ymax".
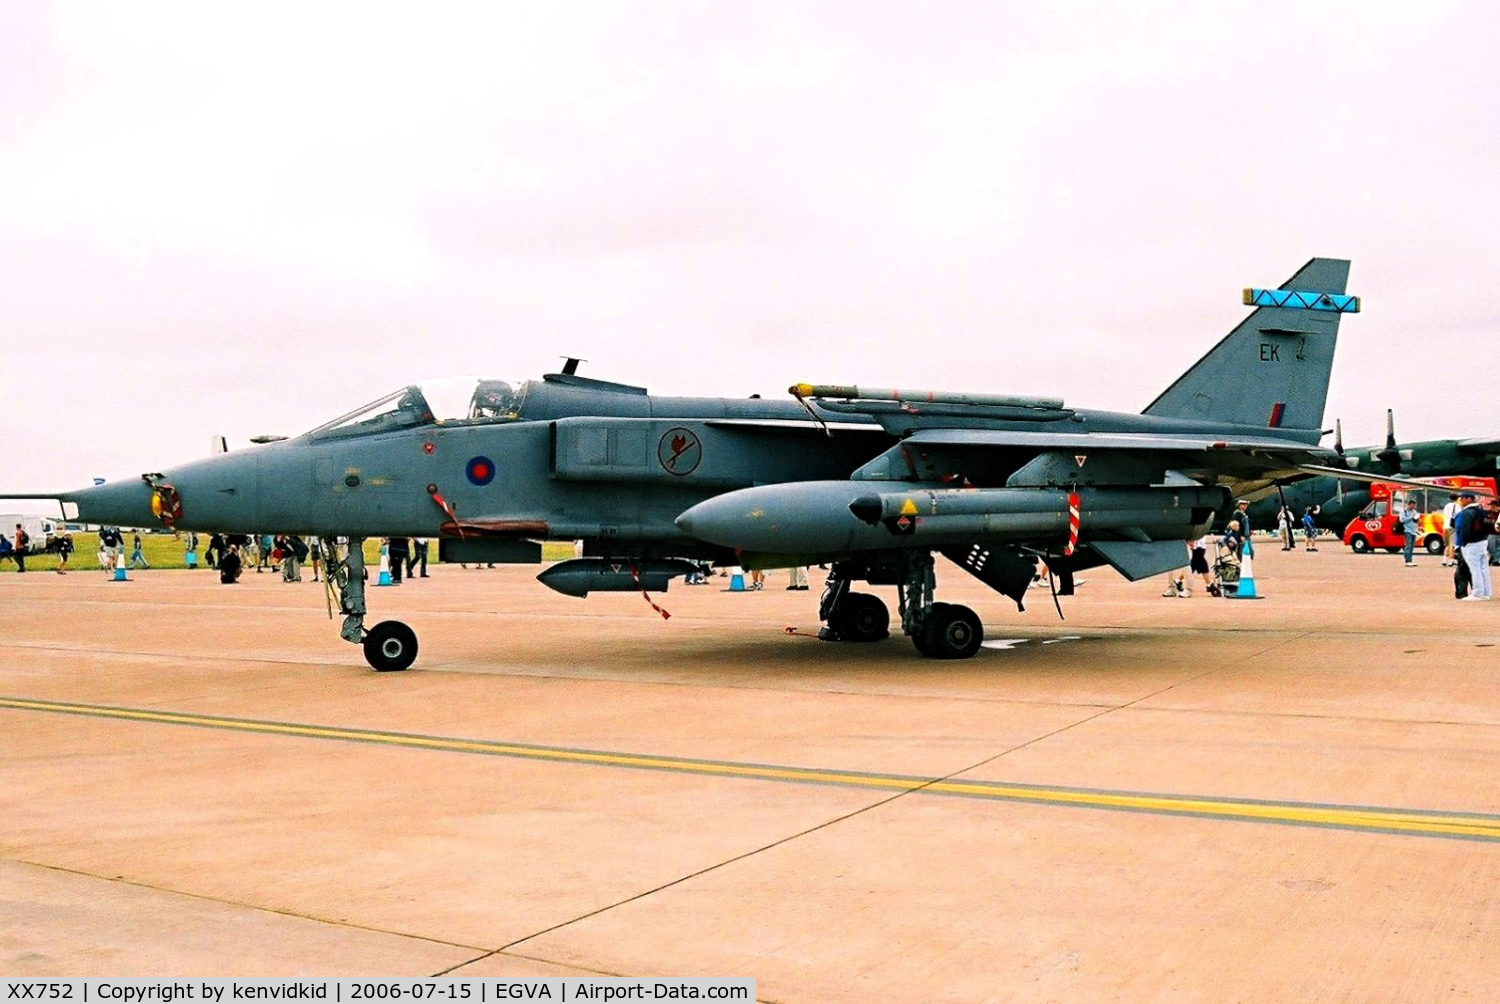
[
  {"xmin": 897, "ymin": 551, "xmax": 983, "ymax": 658},
  {"xmin": 321, "ymin": 536, "xmax": 418, "ymax": 672},
  {"xmin": 818, "ymin": 552, "xmax": 984, "ymax": 659}
]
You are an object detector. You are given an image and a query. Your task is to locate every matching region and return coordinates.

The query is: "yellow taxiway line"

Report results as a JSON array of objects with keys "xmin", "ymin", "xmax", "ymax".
[{"xmin": 6, "ymin": 695, "xmax": 1500, "ymax": 843}]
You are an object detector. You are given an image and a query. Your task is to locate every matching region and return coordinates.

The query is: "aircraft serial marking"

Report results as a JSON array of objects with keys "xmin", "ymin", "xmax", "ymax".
[{"xmin": 4, "ymin": 696, "xmax": 1499, "ymax": 844}]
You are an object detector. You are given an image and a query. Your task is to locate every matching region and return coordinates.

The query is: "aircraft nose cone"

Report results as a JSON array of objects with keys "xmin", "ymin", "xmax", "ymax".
[
  {"xmin": 68, "ymin": 478, "xmax": 157, "ymax": 529},
  {"xmin": 674, "ymin": 511, "xmax": 696, "ymax": 535}
]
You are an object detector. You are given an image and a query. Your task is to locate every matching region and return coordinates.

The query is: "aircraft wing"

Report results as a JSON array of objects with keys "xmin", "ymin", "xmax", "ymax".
[
  {"xmin": 845, "ymin": 427, "xmax": 1333, "ymax": 488},
  {"xmin": 1287, "ymin": 464, "xmax": 1487, "ymax": 491},
  {"xmin": 1456, "ymin": 437, "xmax": 1500, "ymax": 455},
  {"xmin": 899, "ymin": 428, "xmax": 1323, "ymax": 456}
]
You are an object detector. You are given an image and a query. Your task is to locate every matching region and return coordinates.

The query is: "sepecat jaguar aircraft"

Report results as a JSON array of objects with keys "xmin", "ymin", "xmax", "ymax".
[{"xmin": 8, "ymin": 258, "xmax": 1406, "ymax": 671}]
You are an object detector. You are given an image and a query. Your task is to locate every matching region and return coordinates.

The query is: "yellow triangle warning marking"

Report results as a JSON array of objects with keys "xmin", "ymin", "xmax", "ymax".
[{"xmin": 900, "ymin": 499, "xmax": 918, "ymax": 515}]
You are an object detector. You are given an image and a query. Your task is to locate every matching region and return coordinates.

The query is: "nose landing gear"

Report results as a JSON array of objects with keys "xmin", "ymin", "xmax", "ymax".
[{"xmin": 322, "ymin": 536, "xmax": 419, "ymax": 672}]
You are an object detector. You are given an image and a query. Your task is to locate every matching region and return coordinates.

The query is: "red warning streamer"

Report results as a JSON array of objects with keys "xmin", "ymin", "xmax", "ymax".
[
  {"xmin": 1064, "ymin": 491, "xmax": 1081, "ymax": 556},
  {"xmin": 629, "ymin": 563, "xmax": 672, "ymax": 620},
  {"xmin": 426, "ymin": 484, "xmax": 464, "ymax": 537}
]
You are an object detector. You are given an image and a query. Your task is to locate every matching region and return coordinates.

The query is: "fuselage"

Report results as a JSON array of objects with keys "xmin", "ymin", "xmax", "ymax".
[{"xmin": 60, "ymin": 372, "xmax": 1339, "ymax": 555}]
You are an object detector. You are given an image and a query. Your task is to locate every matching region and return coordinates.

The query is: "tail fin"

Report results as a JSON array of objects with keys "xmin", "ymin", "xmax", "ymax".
[{"xmin": 1143, "ymin": 258, "xmax": 1351, "ymax": 439}]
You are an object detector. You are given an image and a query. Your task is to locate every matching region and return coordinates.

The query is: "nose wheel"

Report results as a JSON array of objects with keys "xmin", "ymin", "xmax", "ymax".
[
  {"xmin": 363, "ymin": 620, "xmax": 419, "ymax": 672},
  {"xmin": 321, "ymin": 535, "xmax": 421, "ymax": 672}
]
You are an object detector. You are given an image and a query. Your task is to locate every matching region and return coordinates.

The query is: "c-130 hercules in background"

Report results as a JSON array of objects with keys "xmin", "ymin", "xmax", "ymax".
[{"xmin": 10, "ymin": 258, "xmax": 1394, "ymax": 671}]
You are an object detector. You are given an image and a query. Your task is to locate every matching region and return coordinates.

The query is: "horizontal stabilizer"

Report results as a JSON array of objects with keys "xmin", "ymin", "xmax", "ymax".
[{"xmin": 1087, "ymin": 539, "xmax": 1190, "ymax": 582}]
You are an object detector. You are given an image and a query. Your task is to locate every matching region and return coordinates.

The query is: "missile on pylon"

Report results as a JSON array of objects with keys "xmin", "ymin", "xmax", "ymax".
[{"xmin": 790, "ymin": 384, "xmax": 1065, "ymax": 411}]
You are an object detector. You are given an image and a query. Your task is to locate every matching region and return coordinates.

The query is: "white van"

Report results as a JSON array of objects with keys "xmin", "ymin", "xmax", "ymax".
[{"xmin": 0, "ymin": 514, "xmax": 59, "ymax": 554}]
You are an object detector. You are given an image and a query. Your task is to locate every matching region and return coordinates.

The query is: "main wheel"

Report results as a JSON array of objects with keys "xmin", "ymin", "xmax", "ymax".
[
  {"xmin": 836, "ymin": 592, "xmax": 890, "ymax": 643},
  {"xmin": 1349, "ymin": 536, "xmax": 1370, "ymax": 554},
  {"xmin": 363, "ymin": 620, "xmax": 418, "ymax": 672},
  {"xmin": 1425, "ymin": 535, "xmax": 1445, "ymax": 555},
  {"xmin": 909, "ymin": 602, "xmax": 947, "ymax": 656},
  {"xmin": 920, "ymin": 603, "xmax": 983, "ymax": 660}
]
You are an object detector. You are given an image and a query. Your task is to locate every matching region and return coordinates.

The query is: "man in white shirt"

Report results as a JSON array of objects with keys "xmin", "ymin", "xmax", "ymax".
[
  {"xmin": 1441, "ymin": 493, "xmax": 1461, "ymax": 566},
  {"xmin": 1455, "ymin": 491, "xmax": 1493, "ymax": 600}
]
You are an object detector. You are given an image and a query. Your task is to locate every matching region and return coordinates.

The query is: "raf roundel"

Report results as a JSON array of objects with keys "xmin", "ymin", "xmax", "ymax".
[{"xmin": 466, "ymin": 456, "xmax": 497, "ymax": 486}]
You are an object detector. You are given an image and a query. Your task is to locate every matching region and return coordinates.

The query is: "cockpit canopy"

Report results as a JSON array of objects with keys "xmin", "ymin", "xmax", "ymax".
[{"xmin": 305, "ymin": 378, "xmax": 529, "ymax": 438}]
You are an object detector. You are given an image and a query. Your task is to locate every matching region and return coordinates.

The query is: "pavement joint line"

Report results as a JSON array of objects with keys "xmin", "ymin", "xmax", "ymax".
[
  {"xmin": 6, "ymin": 695, "xmax": 1500, "ymax": 843},
  {"xmin": 0, "ymin": 639, "xmax": 1184, "ymax": 714},
  {"xmin": 7, "ymin": 855, "xmax": 487, "ymax": 953},
  {"xmin": 0, "ymin": 641, "xmax": 350, "ymax": 671},
  {"xmin": 930, "ymin": 630, "xmax": 1320, "ymax": 789},
  {"xmin": 0, "ymin": 644, "xmax": 1154, "ymax": 711},
  {"xmin": 484, "ymin": 762, "xmax": 931, "ymax": 965},
  {"xmin": 1108, "ymin": 702, "xmax": 1500, "ymax": 730},
  {"xmin": 12, "ymin": 613, "xmax": 1494, "ymax": 646},
  {"xmin": 436, "ymin": 948, "xmax": 628, "ymax": 979},
  {"xmin": 482, "ymin": 644, "xmax": 1347, "ymax": 965}
]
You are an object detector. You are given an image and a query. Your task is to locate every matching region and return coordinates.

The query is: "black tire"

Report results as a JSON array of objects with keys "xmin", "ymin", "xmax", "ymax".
[
  {"xmin": 1349, "ymin": 536, "xmax": 1370, "ymax": 554},
  {"xmin": 363, "ymin": 620, "xmax": 418, "ymax": 672},
  {"xmin": 909, "ymin": 602, "xmax": 947, "ymax": 656},
  {"xmin": 1425, "ymin": 535, "xmax": 1445, "ymax": 555},
  {"xmin": 920, "ymin": 603, "xmax": 984, "ymax": 660},
  {"xmin": 838, "ymin": 592, "xmax": 890, "ymax": 643}
]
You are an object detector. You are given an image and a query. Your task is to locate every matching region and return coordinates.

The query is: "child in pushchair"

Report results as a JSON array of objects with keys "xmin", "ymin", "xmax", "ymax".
[{"xmin": 1212, "ymin": 531, "xmax": 1243, "ymax": 596}]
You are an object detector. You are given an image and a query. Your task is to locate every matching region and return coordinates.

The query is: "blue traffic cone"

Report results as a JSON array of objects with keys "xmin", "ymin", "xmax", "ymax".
[
  {"xmin": 728, "ymin": 566, "xmax": 745, "ymax": 591},
  {"xmin": 1226, "ymin": 541, "xmax": 1263, "ymax": 599},
  {"xmin": 112, "ymin": 556, "xmax": 129, "ymax": 582},
  {"xmin": 375, "ymin": 547, "xmax": 393, "ymax": 587}
]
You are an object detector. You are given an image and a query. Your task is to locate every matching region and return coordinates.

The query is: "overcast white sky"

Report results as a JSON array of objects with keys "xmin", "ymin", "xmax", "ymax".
[{"xmin": 3, "ymin": 0, "xmax": 1498, "ymax": 506}]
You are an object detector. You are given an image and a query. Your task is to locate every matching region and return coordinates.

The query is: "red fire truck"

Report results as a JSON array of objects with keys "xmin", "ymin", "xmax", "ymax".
[{"xmin": 1342, "ymin": 476, "xmax": 1498, "ymax": 554}]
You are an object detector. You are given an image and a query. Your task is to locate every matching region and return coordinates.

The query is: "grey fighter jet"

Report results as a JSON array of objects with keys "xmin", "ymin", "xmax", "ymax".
[{"xmin": 9, "ymin": 259, "xmax": 1385, "ymax": 670}]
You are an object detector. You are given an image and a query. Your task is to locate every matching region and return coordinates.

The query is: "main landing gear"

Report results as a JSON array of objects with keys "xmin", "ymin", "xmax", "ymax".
[
  {"xmin": 818, "ymin": 551, "xmax": 984, "ymax": 659},
  {"xmin": 322, "ymin": 536, "xmax": 419, "ymax": 672},
  {"xmin": 818, "ymin": 576, "xmax": 891, "ymax": 643}
]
